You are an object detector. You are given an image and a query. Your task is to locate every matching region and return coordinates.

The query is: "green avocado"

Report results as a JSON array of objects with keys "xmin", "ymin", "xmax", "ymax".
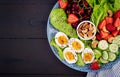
[{"xmin": 50, "ymin": 8, "xmax": 78, "ymax": 38}]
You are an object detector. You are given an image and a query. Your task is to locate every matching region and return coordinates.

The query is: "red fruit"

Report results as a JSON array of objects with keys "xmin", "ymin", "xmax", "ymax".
[
  {"xmin": 119, "ymin": 31, "xmax": 120, "ymax": 35},
  {"xmin": 114, "ymin": 10, "xmax": 120, "ymax": 19},
  {"xmin": 96, "ymin": 33, "xmax": 102, "ymax": 41},
  {"xmin": 68, "ymin": 14, "xmax": 79, "ymax": 24},
  {"xmin": 105, "ymin": 16, "xmax": 113, "ymax": 24},
  {"xmin": 106, "ymin": 23, "xmax": 116, "ymax": 32},
  {"xmin": 114, "ymin": 17, "xmax": 120, "ymax": 27},
  {"xmin": 104, "ymin": 34, "xmax": 113, "ymax": 40},
  {"xmin": 59, "ymin": 0, "xmax": 68, "ymax": 9},
  {"xmin": 100, "ymin": 30, "xmax": 109, "ymax": 38},
  {"xmin": 112, "ymin": 30, "xmax": 119, "ymax": 37},
  {"xmin": 90, "ymin": 61, "xmax": 100, "ymax": 70},
  {"xmin": 98, "ymin": 19, "xmax": 106, "ymax": 30}
]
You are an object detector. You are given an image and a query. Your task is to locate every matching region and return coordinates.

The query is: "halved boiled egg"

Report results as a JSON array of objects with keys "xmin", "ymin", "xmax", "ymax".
[
  {"xmin": 55, "ymin": 32, "xmax": 69, "ymax": 48},
  {"xmin": 69, "ymin": 38, "xmax": 84, "ymax": 53},
  {"xmin": 82, "ymin": 48, "xmax": 95, "ymax": 64},
  {"xmin": 63, "ymin": 47, "xmax": 78, "ymax": 64}
]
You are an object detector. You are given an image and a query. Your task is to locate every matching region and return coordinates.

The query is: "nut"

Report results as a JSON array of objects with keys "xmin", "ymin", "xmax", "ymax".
[
  {"xmin": 92, "ymin": 40, "xmax": 98, "ymax": 48},
  {"xmin": 89, "ymin": 24, "xmax": 94, "ymax": 31},
  {"xmin": 82, "ymin": 29, "xmax": 88, "ymax": 34},
  {"xmin": 108, "ymin": 37, "xmax": 114, "ymax": 43},
  {"xmin": 79, "ymin": 33, "xmax": 84, "ymax": 38},
  {"xmin": 108, "ymin": 10, "xmax": 113, "ymax": 17},
  {"xmin": 87, "ymin": 30, "xmax": 93, "ymax": 38}
]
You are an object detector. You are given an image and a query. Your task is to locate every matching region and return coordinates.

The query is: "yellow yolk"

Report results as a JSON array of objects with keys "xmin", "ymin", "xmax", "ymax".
[
  {"xmin": 72, "ymin": 41, "xmax": 81, "ymax": 50},
  {"xmin": 65, "ymin": 51, "xmax": 75, "ymax": 61},
  {"xmin": 58, "ymin": 36, "xmax": 68, "ymax": 45},
  {"xmin": 84, "ymin": 52, "xmax": 93, "ymax": 62}
]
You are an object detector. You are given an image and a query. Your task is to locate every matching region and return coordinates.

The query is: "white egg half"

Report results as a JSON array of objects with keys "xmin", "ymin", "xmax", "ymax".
[
  {"xmin": 82, "ymin": 48, "xmax": 95, "ymax": 64},
  {"xmin": 69, "ymin": 38, "xmax": 84, "ymax": 53},
  {"xmin": 55, "ymin": 32, "xmax": 69, "ymax": 48},
  {"xmin": 63, "ymin": 47, "xmax": 78, "ymax": 64}
]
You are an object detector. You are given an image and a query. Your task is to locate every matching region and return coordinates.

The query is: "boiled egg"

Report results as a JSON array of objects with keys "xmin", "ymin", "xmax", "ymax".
[
  {"xmin": 82, "ymin": 48, "xmax": 95, "ymax": 64},
  {"xmin": 55, "ymin": 32, "xmax": 69, "ymax": 48},
  {"xmin": 63, "ymin": 47, "xmax": 78, "ymax": 64},
  {"xmin": 68, "ymin": 38, "xmax": 84, "ymax": 53}
]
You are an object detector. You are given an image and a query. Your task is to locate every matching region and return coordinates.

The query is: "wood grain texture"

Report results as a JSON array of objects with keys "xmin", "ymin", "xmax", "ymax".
[{"xmin": 0, "ymin": 0, "xmax": 87, "ymax": 76}]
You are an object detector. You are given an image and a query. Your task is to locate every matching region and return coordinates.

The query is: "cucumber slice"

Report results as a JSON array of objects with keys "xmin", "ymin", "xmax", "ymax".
[
  {"xmin": 109, "ymin": 44, "xmax": 118, "ymax": 53},
  {"xmin": 112, "ymin": 35, "xmax": 120, "ymax": 46},
  {"xmin": 115, "ymin": 51, "xmax": 120, "ymax": 56},
  {"xmin": 102, "ymin": 51, "xmax": 108, "ymax": 60},
  {"xmin": 99, "ymin": 58, "xmax": 109, "ymax": 64},
  {"xmin": 98, "ymin": 40, "xmax": 108, "ymax": 50},
  {"xmin": 94, "ymin": 49, "xmax": 102, "ymax": 59},
  {"xmin": 108, "ymin": 52, "xmax": 116, "ymax": 62}
]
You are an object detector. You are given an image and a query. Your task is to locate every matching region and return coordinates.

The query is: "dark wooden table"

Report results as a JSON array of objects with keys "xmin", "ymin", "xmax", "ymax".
[{"xmin": 0, "ymin": 0, "xmax": 87, "ymax": 77}]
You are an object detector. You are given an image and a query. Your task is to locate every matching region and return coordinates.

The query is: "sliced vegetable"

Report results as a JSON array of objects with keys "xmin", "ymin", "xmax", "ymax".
[
  {"xmin": 108, "ymin": 52, "xmax": 117, "ymax": 61},
  {"xmin": 76, "ymin": 53, "xmax": 85, "ymax": 66},
  {"xmin": 102, "ymin": 51, "xmax": 108, "ymax": 60},
  {"xmin": 50, "ymin": 8, "xmax": 78, "ymax": 38},
  {"xmin": 112, "ymin": 35, "xmax": 120, "ymax": 47},
  {"xmin": 99, "ymin": 58, "xmax": 109, "ymax": 64},
  {"xmin": 98, "ymin": 40, "xmax": 108, "ymax": 50},
  {"xmin": 50, "ymin": 37, "xmax": 64, "ymax": 60},
  {"xmin": 109, "ymin": 44, "xmax": 118, "ymax": 53},
  {"xmin": 94, "ymin": 49, "xmax": 102, "ymax": 59}
]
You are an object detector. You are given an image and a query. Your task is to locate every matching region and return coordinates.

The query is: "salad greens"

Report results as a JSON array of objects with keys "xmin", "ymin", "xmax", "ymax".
[
  {"xmin": 50, "ymin": 37, "xmax": 64, "ymax": 60},
  {"xmin": 86, "ymin": 0, "xmax": 120, "ymax": 28}
]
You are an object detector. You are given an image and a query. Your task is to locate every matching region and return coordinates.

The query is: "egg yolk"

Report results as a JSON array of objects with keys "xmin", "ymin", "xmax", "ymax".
[
  {"xmin": 58, "ymin": 36, "xmax": 68, "ymax": 45},
  {"xmin": 65, "ymin": 51, "xmax": 75, "ymax": 61},
  {"xmin": 84, "ymin": 52, "xmax": 93, "ymax": 62},
  {"xmin": 72, "ymin": 41, "xmax": 81, "ymax": 50}
]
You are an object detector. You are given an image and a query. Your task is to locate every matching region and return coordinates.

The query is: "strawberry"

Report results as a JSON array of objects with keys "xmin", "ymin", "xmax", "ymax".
[
  {"xmin": 90, "ymin": 61, "xmax": 100, "ymax": 70},
  {"xmin": 100, "ymin": 30, "xmax": 109, "ymax": 38},
  {"xmin": 96, "ymin": 33, "xmax": 102, "ymax": 41},
  {"xmin": 112, "ymin": 30, "xmax": 119, "ymax": 37},
  {"xmin": 104, "ymin": 34, "xmax": 113, "ymax": 40},
  {"xmin": 105, "ymin": 16, "xmax": 113, "ymax": 24},
  {"xmin": 114, "ymin": 10, "xmax": 120, "ymax": 19},
  {"xmin": 68, "ymin": 14, "xmax": 79, "ymax": 24},
  {"xmin": 114, "ymin": 17, "xmax": 120, "ymax": 27},
  {"xmin": 98, "ymin": 19, "xmax": 106, "ymax": 30},
  {"xmin": 106, "ymin": 23, "xmax": 116, "ymax": 32},
  {"xmin": 59, "ymin": 0, "xmax": 68, "ymax": 9}
]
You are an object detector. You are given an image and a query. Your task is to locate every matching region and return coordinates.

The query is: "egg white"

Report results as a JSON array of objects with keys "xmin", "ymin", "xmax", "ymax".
[
  {"xmin": 63, "ymin": 47, "xmax": 78, "ymax": 64},
  {"xmin": 68, "ymin": 38, "xmax": 84, "ymax": 53},
  {"xmin": 55, "ymin": 32, "xmax": 69, "ymax": 48},
  {"xmin": 82, "ymin": 48, "xmax": 95, "ymax": 64}
]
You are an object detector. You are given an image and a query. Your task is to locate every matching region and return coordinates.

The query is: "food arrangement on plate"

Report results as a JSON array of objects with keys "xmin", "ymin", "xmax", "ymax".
[{"xmin": 48, "ymin": 0, "xmax": 120, "ymax": 71}]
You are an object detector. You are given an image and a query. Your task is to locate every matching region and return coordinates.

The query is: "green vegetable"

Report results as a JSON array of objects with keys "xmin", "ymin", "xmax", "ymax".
[
  {"xmin": 76, "ymin": 53, "xmax": 85, "ymax": 66},
  {"xmin": 94, "ymin": 49, "xmax": 102, "ymax": 59},
  {"xmin": 98, "ymin": 40, "xmax": 108, "ymax": 50},
  {"xmin": 86, "ymin": 0, "xmax": 120, "ymax": 28},
  {"xmin": 108, "ymin": 52, "xmax": 116, "ymax": 62},
  {"xmin": 99, "ymin": 57, "xmax": 109, "ymax": 64},
  {"xmin": 102, "ymin": 51, "xmax": 109, "ymax": 60},
  {"xmin": 50, "ymin": 8, "xmax": 78, "ymax": 38},
  {"xmin": 50, "ymin": 37, "xmax": 64, "ymax": 60},
  {"xmin": 109, "ymin": 44, "xmax": 118, "ymax": 53}
]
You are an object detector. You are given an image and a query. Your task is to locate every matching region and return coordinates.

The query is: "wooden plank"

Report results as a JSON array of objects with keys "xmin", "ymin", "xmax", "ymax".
[
  {"xmin": 0, "ymin": 0, "xmax": 57, "ymax": 38},
  {"xmin": 0, "ymin": 39, "xmax": 87, "ymax": 76}
]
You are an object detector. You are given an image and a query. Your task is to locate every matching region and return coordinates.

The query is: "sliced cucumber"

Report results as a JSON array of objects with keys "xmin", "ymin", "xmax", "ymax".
[
  {"xmin": 108, "ymin": 52, "xmax": 116, "ymax": 62},
  {"xmin": 94, "ymin": 49, "xmax": 102, "ymax": 59},
  {"xmin": 109, "ymin": 44, "xmax": 118, "ymax": 53},
  {"xmin": 99, "ymin": 58, "xmax": 109, "ymax": 64},
  {"xmin": 112, "ymin": 35, "xmax": 120, "ymax": 46},
  {"xmin": 98, "ymin": 40, "xmax": 108, "ymax": 50},
  {"xmin": 102, "ymin": 51, "xmax": 108, "ymax": 60},
  {"xmin": 115, "ymin": 51, "xmax": 120, "ymax": 56}
]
